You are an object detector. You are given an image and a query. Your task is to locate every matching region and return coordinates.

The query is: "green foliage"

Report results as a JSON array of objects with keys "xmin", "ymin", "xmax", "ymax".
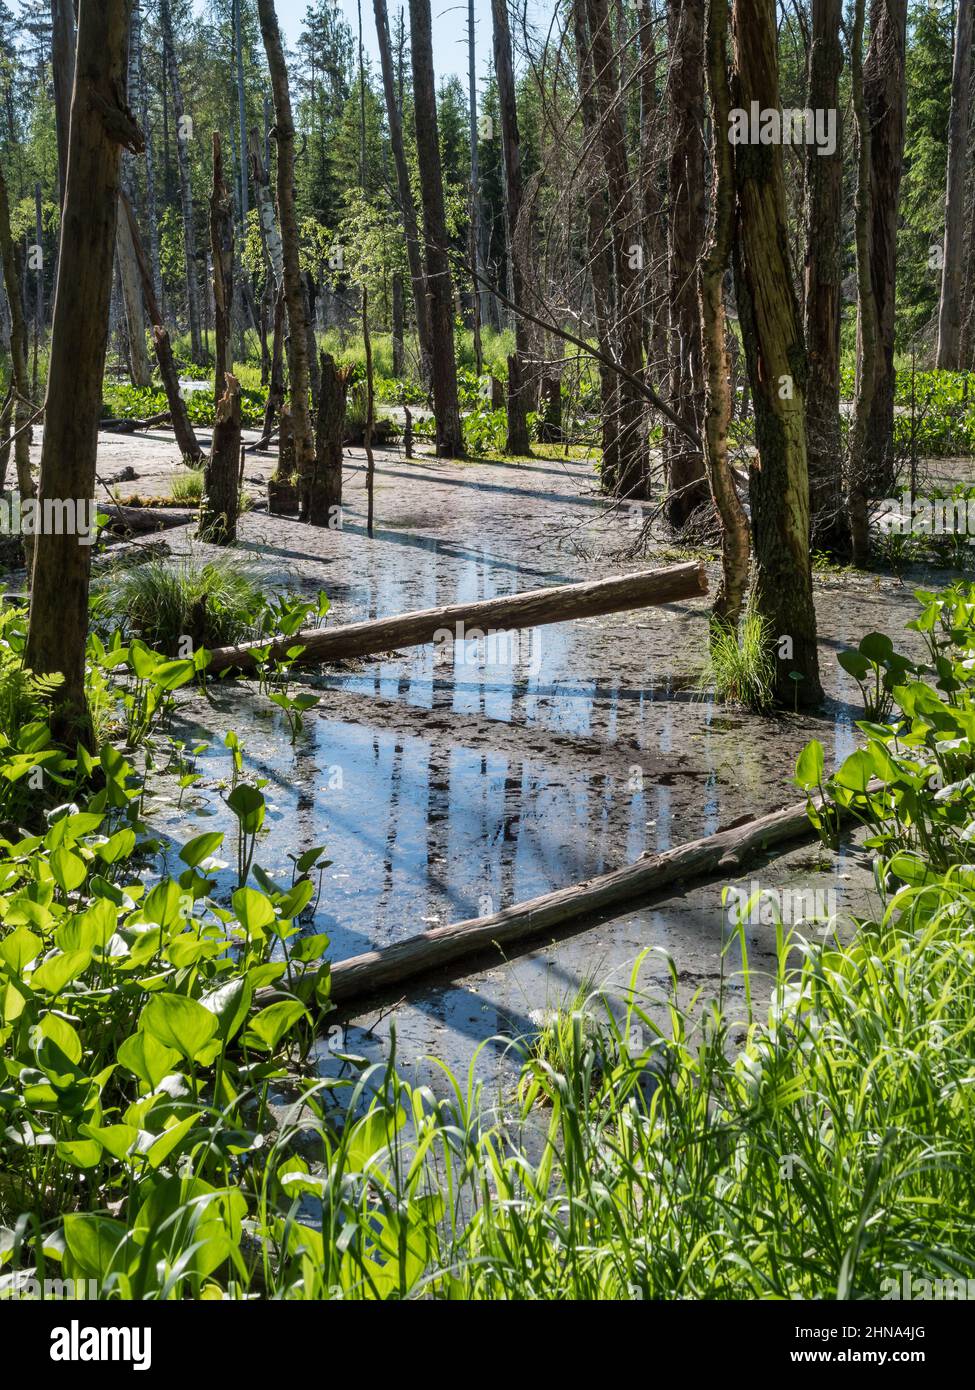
[
  {"xmin": 700, "ymin": 604, "xmax": 776, "ymax": 711},
  {"xmin": 93, "ymin": 554, "xmax": 267, "ymax": 656},
  {"xmin": 168, "ymin": 469, "xmax": 204, "ymax": 505}
]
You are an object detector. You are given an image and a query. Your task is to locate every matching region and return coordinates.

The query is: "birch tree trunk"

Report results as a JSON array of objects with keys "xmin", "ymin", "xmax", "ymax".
[{"xmin": 26, "ymin": 0, "xmax": 143, "ymax": 736}]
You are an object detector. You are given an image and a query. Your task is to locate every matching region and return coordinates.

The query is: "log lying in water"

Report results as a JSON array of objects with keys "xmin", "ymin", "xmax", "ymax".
[
  {"xmin": 310, "ymin": 791, "xmax": 827, "ymax": 1008},
  {"xmin": 205, "ymin": 560, "xmax": 707, "ymax": 675}
]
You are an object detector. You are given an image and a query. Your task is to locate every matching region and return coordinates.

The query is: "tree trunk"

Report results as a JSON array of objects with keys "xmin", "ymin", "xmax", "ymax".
[
  {"xmin": 315, "ymin": 351, "xmax": 352, "ymax": 525},
  {"xmin": 638, "ymin": 7, "xmax": 668, "ymax": 387},
  {"xmin": 663, "ymin": 0, "xmax": 708, "ymax": 528},
  {"xmin": 584, "ymin": 0, "xmax": 649, "ymax": 498},
  {"xmin": 261, "ymin": 286, "xmax": 287, "ymax": 450},
  {"xmin": 26, "ymin": 0, "xmax": 143, "ymax": 736},
  {"xmin": 257, "ymin": 0, "xmax": 318, "ymax": 517},
  {"xmin": 803, "ymin": 0, "xmax": 845, "ymax": 550},
  {"xmin": 491, "ymin": 0, "xmax": 532, "ymax": 454},
  {"xmin": 209, "ymin": 131, "xmax": 234, "ymax": 400},
  {"xmin": 848, "ymin": 0, "xmax": 879, "ymax": 564},
  {"xmin": 0, "ymin": 162, "xmax": 36, "ymax": 573},
  {"xmin": 936, "ymin": 0, "xmax": 973, "ymax": 369},
  {"xmin": 116, "ymin": 200, "xmax": 153, "ymax": 387},
  {"xmin": 200, "ymin": 372, "xmax": 241, "ymax": 545},
  {"xmin": 205, "ymin": 561, "xmax": 708, "ymax": 674},
  {"xmin": 160, "ymin": 0, "xmax": 203, "ymax": 364},
  {"xmin": 118, "ymin": 191, "xmax": 203, "ymax": 463},
  {"xmin": 571, "ymin": 0, "xmax": 620, "ymax": 489},
  {"xmin": 731, "ymin": 0, "xmax": 822, "ymax": 706},
  {"xmin": 372, "ymin": 0, "xmax": 432, "ymax": 379},
  {"xmin": 50, "ymin": 0, "xmax": 76, "ymax": 209},
  {"xmin": 700, "ymin": 0, "xmax": 749, "ymax": 627},
  {"xmin": 408, "ymin": 0, "xmax": 464, "ymax": 457},
  {"xmin": 133, "ymin": 0, "xmax": 162, "ymax": 314},
  {"xmin": 859, "ymin": 0, "xmax": 907, "ymax": 499}
]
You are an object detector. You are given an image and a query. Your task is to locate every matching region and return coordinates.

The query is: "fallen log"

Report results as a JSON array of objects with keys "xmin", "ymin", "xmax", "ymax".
[
  {"xmin": 99, "ymin": 504, "xmax": 197, "ymax": 534},
  {"xmin": 205, "ymin": 560, "xmax": 707, "ymax": 674},
  {"xmin": 272, "ymin": 789, "xmax": 836, "ymax": 1009},
  {"xmin": 100, "ymin": 411, "xmax": 172, "ymax": 434}
]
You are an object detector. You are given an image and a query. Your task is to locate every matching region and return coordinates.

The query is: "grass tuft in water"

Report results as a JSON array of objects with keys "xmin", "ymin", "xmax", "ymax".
[{"xmin": 700, "ymin": 602, "xmax": 776, "ymax": 710}]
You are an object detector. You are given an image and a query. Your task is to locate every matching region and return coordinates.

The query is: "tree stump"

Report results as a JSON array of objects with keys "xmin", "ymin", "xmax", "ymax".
[
  {"xmin": 538, "ymin": 375, "xmax": 563, "ymax": 443},
  {"xmin": 310, "ymin": 350, "xmax": 352, "ymax": 526},
  {"xmin": 200, "ymin": 373, "xmax": 241, "ymax": 544}
]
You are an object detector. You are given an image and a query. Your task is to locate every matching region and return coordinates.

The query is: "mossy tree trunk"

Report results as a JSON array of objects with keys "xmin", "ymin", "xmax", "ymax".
[
  {"xmin": 700, "ymin": 0, "xmax": 749, "ymax": 629},
  {"xmin": 26, "ymin": 0, "xmax": 143, "ymax": 737},
  {"xmin": 257, "ymin": 0, "xmax": 318, "ymax": 517},
  {"xmin": 731, "ymin": 0, "xmax": 823, "ymax": 706},
  {"xmin": 664, "ymin": 0, "xmax": 709, "ymax": 528},
  {"xmin": 201, "ymin": 373, "xmax": 241, "ymax": 545},
  {"xmin": 803, "ymin": 0, "xmax": 846, "ymax": 551}
]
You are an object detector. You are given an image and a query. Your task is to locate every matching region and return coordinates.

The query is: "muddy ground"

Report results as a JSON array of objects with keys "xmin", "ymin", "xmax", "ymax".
[{"xmin": 24, "ymin": 424, "xmax": 964, "ymax": 1093}]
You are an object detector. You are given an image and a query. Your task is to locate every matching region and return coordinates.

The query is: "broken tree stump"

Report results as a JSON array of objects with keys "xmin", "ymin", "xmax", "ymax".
[
  {"xmin": 311, "ymin": 349, "xmax": 352, "ymax": 526},
  {"xmin": 204, "ymin": 561, "xmax": 707, "ymax": 674},
  {"xmin": 200, "ymin": 372, "xmax": 241, "ymax": 544}
]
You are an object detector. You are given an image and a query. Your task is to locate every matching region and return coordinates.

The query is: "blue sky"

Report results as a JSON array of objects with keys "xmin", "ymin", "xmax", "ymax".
[{"xmin": 194, "ymin": 1, "xmax": 497, "ymax": 85}]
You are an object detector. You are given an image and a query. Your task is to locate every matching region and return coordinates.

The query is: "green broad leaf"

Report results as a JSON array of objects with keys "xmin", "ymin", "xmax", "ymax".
[
  {"xmin": 79, "ymin": 1123, "xmax": 140, "ymax": 1163},
  {"xmin": 62, "ymin": 1214, "xmax": 130, "ymax": 1281},
  {"xmin": 226, "ymin": 784, "xmax": 265, "ymax": 833},
  {"xmin": 36, "ymin": 1013, "xmax": 83, "ymax": 1066},
  {"xmin": 151, "ymin": 659, "xmax": 195, "ymax": 692},
  {"xmin": 837, "ymin": 649, "xmax": 870, "ymax": 681},
  {"xmin": 232, "ymin": 886, "xmax": 276, "ymax": 934},
  {"xmin": 50, "ymin": 846, "xmax": 87, "ymax": 894},
  {"xmin": 57, "ymin": 899, "xmax": 118, "ymax": 953},
  {"xmin": 288, "ymin": 932, "xmax": 330, "ymax": 964},
  {"xmin": 140, "ymin": 992, "xmax": 219, "ymax": 1062},
  {"xmin": 0, "ymin": 925, "xmax": 41, "ymax": 973},
  {"xmin": 56, "ymin": 1137, "xmax": 102, "ymax": 1169},
  {"xmin": 144, "ymin": 1114, "xmax": 201, "ymax": 1169},
  {"xmin": 31, "ymin": 949, "xmax": 91, "ymax": 994},
  {"xmin": 96, "ymin": 828, "xmax": 137, "ymax": 864},
  {"xmin": 859, "ymin": 632, "xmax": 894, "ymax": 664},
  {"xmin": 244, "ymin": 1000, "xmax": 308, "ymax": 1051},
  {"xmin": 794, "ymin": 739, "xmax": 824, "ymax": 789},
  {"xmin": 117, "ymin": 1031, "xmax": 180, "ymax": 1089},
  {"xmin": 277, "ymin": 878, "xmax": 314, "ymax": 919},
  {"xmin": 143, "ymin": 879, "xmax": 184, "ymax": 929},
  {"xmin": 179, "ymin": 831, "xmax": 225, "ymax": 868},
  {"xmin": 833, "ymin": 748, "xmax": 874, "ymax": 793},
  {"xmin": 200, "ymin": 976, "xmax": 252, "ymax": 1044}
]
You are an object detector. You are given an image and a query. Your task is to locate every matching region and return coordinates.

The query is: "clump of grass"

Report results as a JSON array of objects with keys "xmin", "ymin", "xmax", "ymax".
[
  {"xmin": 700, "ymin": 603, "xmax": 775, "ymax": 710},
  {"xmin": 94, "ymin": 552, "xmax": 265, "ymax": 654},
  {"xmin": 169, "ymin": 468, "xmax": 204, "ymax": 504}
]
